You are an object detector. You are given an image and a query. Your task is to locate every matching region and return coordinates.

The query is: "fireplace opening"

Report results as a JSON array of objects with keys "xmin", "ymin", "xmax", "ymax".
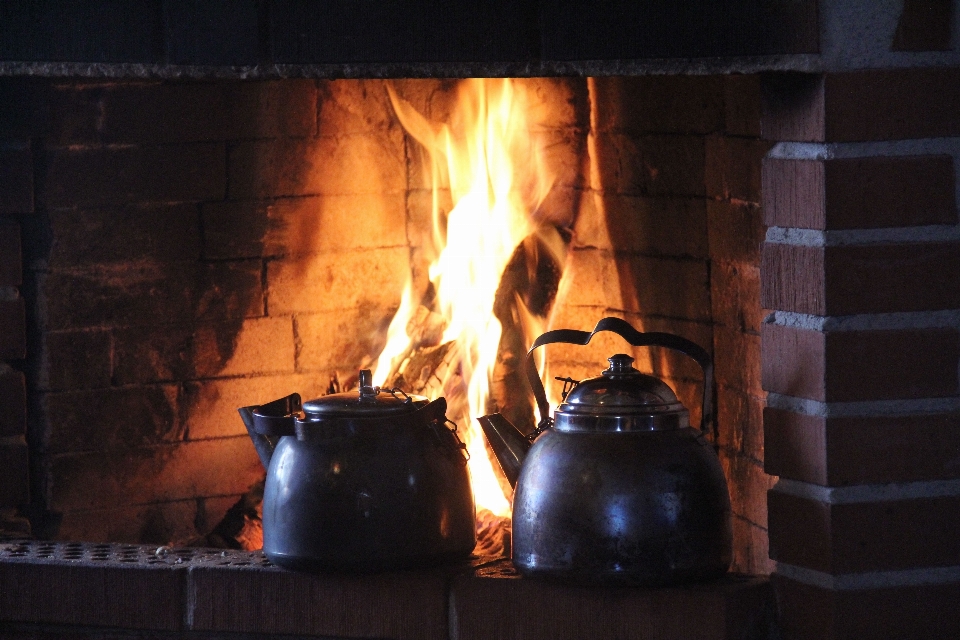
[{"xmin": 5, "ymin": 73, "xmax": 772, "ymax": 575}]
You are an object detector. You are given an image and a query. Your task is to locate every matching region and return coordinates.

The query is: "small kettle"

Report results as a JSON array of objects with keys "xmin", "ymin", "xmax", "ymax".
[
  {"xmin": 238, "ymin": 371, "xmax": 476, "ymax": 572},
  {"xmin": 480, "ymin": 317, "xmax": 732, "ymax": 585}
]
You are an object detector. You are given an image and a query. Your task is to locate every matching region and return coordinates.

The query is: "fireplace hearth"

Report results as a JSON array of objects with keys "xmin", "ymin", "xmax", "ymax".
[{"xmin": 2, "ymin": 2, "xmax": 960, "ymax": 639}]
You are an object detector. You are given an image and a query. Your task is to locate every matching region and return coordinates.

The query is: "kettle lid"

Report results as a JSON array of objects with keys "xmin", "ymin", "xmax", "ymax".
[
  {"xmin": 303, "ymin": 370, "xmax": 428, "ymax": 418},
  {"xmin": 554, "ymin": 354, "xmax": 689, "ymax": 432}
]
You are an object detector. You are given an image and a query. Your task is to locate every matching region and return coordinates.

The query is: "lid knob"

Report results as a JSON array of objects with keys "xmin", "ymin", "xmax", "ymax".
[
  {"xmin": 358, "ymin": 369, "xmax": 380, "ymax": 401},
  {"xmin": 602, "ymin": 353, "xmax": 638, "ymax": 376}
]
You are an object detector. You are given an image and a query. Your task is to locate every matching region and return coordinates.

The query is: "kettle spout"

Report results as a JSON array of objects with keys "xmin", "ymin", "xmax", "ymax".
[
  {"xmin": 478, "ymin": 413, "xmax": 532, "ymax": 489},
  {"xmin": 238, "ymin": 405, "xmax": 277, "ymax": 470}
]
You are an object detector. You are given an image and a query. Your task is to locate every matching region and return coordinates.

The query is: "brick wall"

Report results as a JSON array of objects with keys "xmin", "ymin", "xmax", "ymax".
[{"xmin": 761, "ymin": 68, "xmax": 960, "ymax": 639}]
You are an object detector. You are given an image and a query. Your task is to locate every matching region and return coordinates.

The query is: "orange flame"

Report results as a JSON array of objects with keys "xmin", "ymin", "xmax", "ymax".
[{"xmin": 374, "ymin": 79, "xmax": 559, "ymax": 517}]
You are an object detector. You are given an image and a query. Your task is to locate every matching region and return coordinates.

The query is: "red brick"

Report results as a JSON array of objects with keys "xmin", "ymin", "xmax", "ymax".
[
  {"xmin": 723, "ymin": 74, "xmax": 762, "ymax": 138},
  {"xmin": 228, "ymin": 132, "xmax": 406, "ymax": 199},
  {"xmin": 188, "ymin": 563, "xmax": 450, "ymax": 640},
  {"xmin": 0, "ymin": 440, "xmax": 28, "ymax": 506},
  {"xmin": 0, "ymin": 223, "xmax": 22, "ymax": 286},
  {"xmin": 761, "ymin": 324, "xmax": 825, "ymax": 400},
  {"xmin": 36, "ymin": 329, "xmax": 111, "ymax": 391},
  {"xmin": 720, "ymin": 450, "xmax": 774, "ymax": 528},
  {"xmin": 711, "ymin": 261, "xmax": 762, "ymax": 334},
  {"xmin": 764, "ymin": 156, "xmax": 957, "ymax": 230},
  {"xmin": 613, "ymin": 255, "xmax": 712, "ymax": 322},
  {"xmin": 48, "ymin": 436, "xmax": 262, "ymax": 512},
  {"xmin": 762, "ymin": 324, "xmax": 959, "ymax": 402},
  {"xmin": 296, "ymin": 310, "xmax": 393, "ymax": 373},
  {"xmin": 50, "ymin": 80, "xmax": 317, "ymax": 144},
  {"xmin": 43, "ymin": 260, "xmax": 262, "ymax": 330},
  {"xmin": 707, "ymin": 200, "xmax": 763, "ymax": 264},
  {"xmin": 766, "ymin": 408, "xmax": 960, "ymax": 486},
  {"xmin": 0, "ymin": 368, "xmax": 26, "ymax": 437},
  {"xmin": 451, "ymin": 561, "xmax": 776, "ymax": 640},
  {"xmin": 0, "ymin": 559, "xmax": 184, "ymax": 630},
  {"xmin": 761, "ymin": 242, "xmax": 960, "ymax": 315},
  {"xmin": 592, "ymin": 132, "xmax": 705, "ymax": 197},
  {"xmin": 762, "ymin": 158, "xmax": 825, "ymax": 228},
  {"xmin": 0, "ymin": 145, "xmax": 33, "ymax": 214},
  {"xmin": 769, "ymin": 489, "xmax": 960, "ymax": 573},
  {"xmin": 572, "ymin": 193, "xmax": 709, "ymax": 259},
  {"xmin": 46, "ymin": 143, "xmax": 225, "ymax": 208},
  {"xmin": 40, "ymin": 384, "xmax": 181, "ymax": 454},
  {"xmin": 762, "ymin": 69, "xmax": 960, "ymax": 142},
  {"xmin": 773, "ymin": 573, "xmax": 960, "ymax": 640},
  {"xmin": 48, "ymin": 204, "xmax": 200, "ymax": 267},
  {"xmin": 705, "ymin": 135, "xmax": 771, "ymax": 203},
  {"xmin": 591, "ymin": 76, "xmax": 725, "ymax": 135},
  {"xmin": 892, "ymin": 0, "xmax": 953, "ymax": 51},
  {"xmin": 201, "ymin": 200, "xmax": 269, "ymax": 260},
  {"xmin": 318, "ymin": 79, "xmax": 405, "ymax": 137},
  {"xmin": 0, "ymin": 298, "xmax": 26, "ymax": 360}
]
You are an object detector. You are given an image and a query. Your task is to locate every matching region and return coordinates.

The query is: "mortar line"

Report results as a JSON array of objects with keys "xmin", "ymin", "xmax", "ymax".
[{"xmin": 776, "ymin": 562, "xmax": 960, "ymax": 590}]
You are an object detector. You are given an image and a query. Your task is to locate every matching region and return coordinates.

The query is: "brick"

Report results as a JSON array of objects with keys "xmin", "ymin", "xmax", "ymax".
[
  {"xmin": 711, "ymin": 261, "xmax": 762, "ymax": 334},
  {"xmin": 48, "ymin": 436, "xmax": 262, "ymax": 512},
  {"xmin": 0, "ymin": 145, "xmax": 33, "ymax": 214},
  {"xmin": 892, "ymin": 0, "xmax": 954, "ymax": 51},
  {"xmin": 0, "ymin": 298, "xmax": 25, "ymax": 360},
  {"xmin": 717, "ymin": 389, "xmax": 765, "ymax": 462},
  {"xmin": 773, "ymin": 573, "xmax": 960, "ymax": 640},
  {"xmin": 761, "ymin": 158, "xmax": 826, "ymax": 228},
  {"xmin": 228, "ymin": 132, "xmax": 406, "ymax": 200},
  {"xmin": 182, "ymin": 372, "xmax": 330, "ymax": 441},
  {"xmin": 714, "ymin": 327, "xmax": 762, "ymax": 396},
  {"xmin": 613, "ymin": 255, "xmax": 712, "ymax": 322},
  {"xmin": 769, "ymin": 489, "xmax": 960, "ymax": 573},
  {"xmin": 0, "ymin": 78, "xmax": 50, "ymax": 139},
  {"xmin": 44, "ymin": 260, "xmax": 262, "ymax": 331},
  {"xmin": 704, "ymin": 135, "xmax": 771, "ymax": 202},
  {"xmin": 48, "ymin": 204, "xmax": 200, "ymax": 267},
  {"xmin": 765, "ymin": 408, "xmax": 960, "ymax": 486},
  {"xmin": 0, "ymin": 559, "xmax": 184, "ymax": 630},
  {"xmin": 319, "ymin": 79, "xmax": 405, "ymax": 137},
  {"xmin": 267, "ymin": 247, "xmax": 409, "ymax": 315},
  {"xmin": 707, "ymin": 200, "xmax": 763, "ymax": 264},
  {"xmin": 0, "ymin": 223, "xmax": 21, "ymax": 286},
  {"xmin": 201, "ymin": 200, "xmax": 269, "ymax": 260},
  {"xmin": 46, "ymin": 144, "xmax": 225, "ymax": 208},
  {"xmin": 573, "ymin": 193, "xmax": 708, "ymax": 259},
  {"xmin": 761, "ymin": 242, "xmax": 960, "ymax": 315},
  {"xmin": 40, "ymin": 385, "xmax": 181, "ymax": 454},
  {"xmin": 264, "ymin": 193, "xmax": 408, "ymax": 257},
  {"xmin": 720, "ymin": 451, "xmax": 774, "ymax": 528},
  {"xmin": 590, "ymin": 76, "xmax": 725, "ymax": 135},
  {"xmin": 764, "ymin": 155, "xmax": 957, "ymax": 230},
  {"xmin": 188, "ymin": 563, "xmax": 450, "ymax": 640},
  {"xmin": 296, "ymin": 309, "xmax": 397, "ymax": 373},
  {"xmin": 36, "ymin": 329, "xmax": 112, "ymax": 391},
  {"xmin": 451, "ymin": 561, "xmax": 776, "ymax": 640},
  {"xmin": 0, "ymin": 368, "xmax": 26, "ymax": 437},
  {"xmin": 57, "ymin": 497, "xmax": 225, "ymax": 545},
  {"xmin": 762, "ymin": 324, "xmax": 959, "ymax": 402},
  {"xmin": 762, "ymin": 69, "xmax": 960, "ymax": 142},
  {"xmin": 50, "ymin": 81, "xmax": 316, "ymax": 144},
  {"xmin": 591, "ymin": 133, "xmax": 705, "ymax": 197},
  {"xmin": 723, "ymin": 74, "xmax": 762, "ymax": 138},
  {"xmin": 0, "ymin": 440, "xmax": 28, "ymax": 506},
  {"xmin": 731, "ymin": 516, "xmax": 773, "ymax": 576}
]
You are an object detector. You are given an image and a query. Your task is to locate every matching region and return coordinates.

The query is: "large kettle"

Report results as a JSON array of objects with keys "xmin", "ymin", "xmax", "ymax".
[
  {"xmin": 238, "ymin": 371, "xmax": 476, "ymax": 572},
  {"xmin": 479, "ymin": 317, "xmax": 732, "ymax": 585}
]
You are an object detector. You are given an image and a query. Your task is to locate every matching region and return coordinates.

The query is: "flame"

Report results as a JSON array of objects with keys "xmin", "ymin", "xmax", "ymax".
[{"xmin": 374, "ymin": 79, "xmax": 559, "ymax": 517}]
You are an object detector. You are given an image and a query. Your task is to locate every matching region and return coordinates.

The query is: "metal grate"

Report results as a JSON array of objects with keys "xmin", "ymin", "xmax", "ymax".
[{"xmin": 0, "ymin": 537, "xmax": 275, "ymax": 569}]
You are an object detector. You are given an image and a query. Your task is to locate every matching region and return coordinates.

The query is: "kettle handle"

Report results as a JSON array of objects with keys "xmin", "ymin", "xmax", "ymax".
[{"xmin": 524, "ymin": 317, "xmax": 715, "ymax": 438}]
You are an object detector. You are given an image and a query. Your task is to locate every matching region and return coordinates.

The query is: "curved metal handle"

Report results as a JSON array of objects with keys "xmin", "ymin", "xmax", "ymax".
[{"xmin": 524, "ymin": 317, "xmax": 714, "ymax": 436}]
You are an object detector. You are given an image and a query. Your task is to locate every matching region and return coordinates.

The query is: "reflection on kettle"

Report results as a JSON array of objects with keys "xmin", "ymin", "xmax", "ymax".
[{"xmin": 480, "ymin": 317, "xmax": 732, "ymax": 586}]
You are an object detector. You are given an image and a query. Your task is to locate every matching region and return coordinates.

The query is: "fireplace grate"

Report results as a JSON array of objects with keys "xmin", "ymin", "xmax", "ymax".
[{"xmin": 0, "ymin": 537, "xmax": 272, "ymax": 569}]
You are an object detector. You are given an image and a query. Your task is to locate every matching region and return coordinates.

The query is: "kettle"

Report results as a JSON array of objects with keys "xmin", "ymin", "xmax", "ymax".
[
  {"xmin": 238, "ymin": 370, "xmax": 476, "ymax": 572},
  {"xmin": 479, "ymin": 317, "xmax": 732, "ymax": 585}
]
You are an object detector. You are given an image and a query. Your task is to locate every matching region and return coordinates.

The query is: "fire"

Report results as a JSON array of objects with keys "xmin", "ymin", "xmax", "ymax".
[{"xmin": 373, "ymin": 79, "xmax": 560, "ymax": 519}]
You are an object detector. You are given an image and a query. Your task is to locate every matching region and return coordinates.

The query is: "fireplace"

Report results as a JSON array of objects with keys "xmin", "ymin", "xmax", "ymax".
[{"xmin": 2, "ymin": 1, "xmax": 960, "ymax": 639}]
